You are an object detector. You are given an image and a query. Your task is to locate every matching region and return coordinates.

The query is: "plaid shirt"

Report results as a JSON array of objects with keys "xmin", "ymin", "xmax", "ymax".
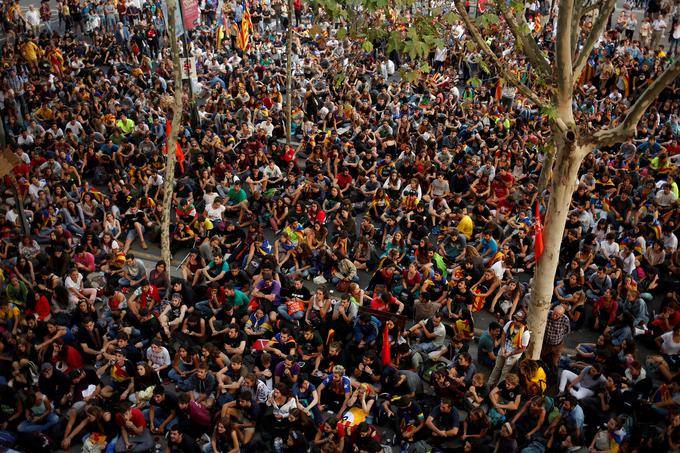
[{"xmin": 544, "ymin": 312, "xmax": 571, "ymax": 346}]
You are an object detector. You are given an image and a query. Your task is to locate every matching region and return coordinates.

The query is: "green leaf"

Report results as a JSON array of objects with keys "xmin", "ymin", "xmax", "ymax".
[
  {"xmin": 444, "ymin": 12, "xmax": 460, "ymax": 25},
  {"xmin": 366, "ymin": 27, "xmax": 387, "ymax": 42},
  {"xmin": 518, "ymin": 22, "xmax": 531, "ymax": 35},
  {"xmin": 476, "ymin": 13, "xmax": 500, "ymax": 29},
  {"xmin": 413, "ymin": 40, "xmax": 430, "ymax": 59},
  {"xmin": 420, "ymin": 62, "xmax": 431, "ymax": 73},
  {"xmin": 387, "ymin": 31, "xmax": 403, "ymax": 54},
  {"xmin": 509, "ymin": 0, "xmax": 524, "ymax": 12},
  {"xmin": 405, "ymin": 71, "xmax": 420, "ymax": 83},
  {"xmin": 335, "ymin": 28, "xmax": 347, "ymax": 39},
  {"xmin": 540, "ymin": 104, "xmax": 558, "ymax": 120},
  {"xmin": 465, "ymin": 40, "xmax": 477, "ymax": 52},
  {"xmin": 467, "ymin": 77, "xmax": 482, "ymax": 88},
  {"xmin": 362, "ymin": 41, "xmax": 374, "ymax": 52},
  {"xmin": 333, "ymin": 73, "xmax": 346, "ymax": 89}
]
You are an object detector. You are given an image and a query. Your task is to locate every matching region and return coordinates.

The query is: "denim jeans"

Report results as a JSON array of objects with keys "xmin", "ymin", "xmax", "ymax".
[
  {"xmin": 168, "ymin": 368, "xmax": 193, "ymax": 391},
  {"xmin": 142, "ymin": 407, "xmax": 178, "ymax": 430},
  {"xmin": 17, "ymin": 412, "xmax": 59, "ymax": 433}
]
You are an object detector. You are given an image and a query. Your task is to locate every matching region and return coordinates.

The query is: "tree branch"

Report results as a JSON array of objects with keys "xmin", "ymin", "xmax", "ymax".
[
  {"xmin": 592, "ymin": 58, "xmax": 680, "ymax": 147},
  {"xmin": 496, "ymin": 0, "xmax": 552, "ymax": 78},
  {"xmin": 555, "ymin": 0, "xmax": 574, "ymax": 115},
  {"xmin": 572, "ymin": 0, "xmax": 616, "ymax": 83},
  {"xmin": 570, "ymin": 0, "xmax": 582, "ymax": 59},
  {"xmin": 454, "ymin": 0, "xmax": 547, "ymax": 109}
]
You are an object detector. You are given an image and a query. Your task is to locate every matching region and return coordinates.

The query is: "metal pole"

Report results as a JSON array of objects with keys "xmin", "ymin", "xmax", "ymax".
[{"xmin": 176, "ymin": 0, "xmax": 200, "ymax": 128}]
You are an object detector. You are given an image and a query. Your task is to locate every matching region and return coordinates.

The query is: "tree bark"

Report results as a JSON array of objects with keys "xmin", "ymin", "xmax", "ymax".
[
  {"xmin": 10, "ymin": 181, "xmax": 30, "ymax": 236},
  {"xmin": 286, "ymin": 0, "xmax": 293, "ymax": 145},
  {"xmin": 537, "ymin": 149, "xmax": 554, "ymax": 193},
  {"xmin": 160, "ymin": 0, "xmax": 184, "ymax": 271},
  {"xmin": 526, "ymin": 139, "xmax": 591, "ymax": 359}
]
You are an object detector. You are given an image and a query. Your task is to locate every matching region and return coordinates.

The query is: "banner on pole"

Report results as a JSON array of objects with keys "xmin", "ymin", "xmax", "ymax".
[{"xmin": 181, "ymin": 0, "xmax": 200, "ymax": 30}]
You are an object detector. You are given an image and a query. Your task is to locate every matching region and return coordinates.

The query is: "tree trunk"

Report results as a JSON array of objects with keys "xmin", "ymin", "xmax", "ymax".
[
  {"xmin": 526, "ymin": 138, "xmax": 591, "ymax": 359},
  {"xmin": 11, "ymin": 184, "xmax": 30, "ymax": 236},
  {"xmin": 160, "ymin": 0, "xmax": 184, "ymax": 271},
  {"xmin": 537, "ymin": 145, "xmax": 555, "ymax": 193},
  {"xmin": 286, "ymin": 0, "xmax": 293, "ymax": 145}
]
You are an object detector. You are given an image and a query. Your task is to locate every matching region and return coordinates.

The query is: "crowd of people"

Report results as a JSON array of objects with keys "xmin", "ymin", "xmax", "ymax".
[{"xmin": 1, "ymin": 0, "xmax": 680, "ymax": 452}]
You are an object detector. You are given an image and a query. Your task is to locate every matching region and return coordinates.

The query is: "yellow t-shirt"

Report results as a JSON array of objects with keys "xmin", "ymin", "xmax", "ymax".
[
  {"xmin": 22, "ymin": 41, "xmax": 40, "ymax": 62},
  {"xmin": 457, "ymin": 215, "xmax": 474, "ymax": 240}
]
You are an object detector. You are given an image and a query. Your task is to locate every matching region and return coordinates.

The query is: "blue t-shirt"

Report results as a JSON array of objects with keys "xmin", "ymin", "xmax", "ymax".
[
  {"xmin": 321, "ymin": 374, "xmax": 351, "ymax": 394},
  {"xmin": 480, "ymin": 237, "xmax": 498, "ymax": 256},
  {"xmin": 563, "ymin": 404, "xmax": 585, "ymax": 430}
]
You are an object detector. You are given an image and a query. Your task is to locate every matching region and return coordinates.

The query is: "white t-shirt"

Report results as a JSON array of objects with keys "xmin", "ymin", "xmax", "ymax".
[
  {"xmin": 431, "ymin": 322, "xmax": 447, "ymax": 348},
  {"xmin": 206, "ymin": 203, "xmax": 226, "ymax": 222},
  {"xmin": 65, "ymin": 273, "xmax": 82, "ymax": 291},
  {"xmin": 661, "ymin": 331, "xmax": 680, "ymax": 355},
  {"xmin": 146, "ymin": 346, "xmax": 172, "ymax": 368},
  {"xmin": 65, "ymin": 273, "xmax": 83, "ymax": 302},
  {"xmin": 502, "ymin": 321, "xmax": 531, "ymax": 354},
  {"xmin": 653, "ymin": 18, "xmax": 667, "ymax": 32},
  {"xmin": 599, "ymin": 240, "xmax": 620, "ymax": 259}
]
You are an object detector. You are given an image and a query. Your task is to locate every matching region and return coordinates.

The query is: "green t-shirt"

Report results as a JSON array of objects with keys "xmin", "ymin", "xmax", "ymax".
[
  {"xmin": 227, "ymin": 188, "xmax": 247, "ymax": 205},
  {"xmin": 228, "ymin": 289, "xmax": 250, "ymax": 311}
]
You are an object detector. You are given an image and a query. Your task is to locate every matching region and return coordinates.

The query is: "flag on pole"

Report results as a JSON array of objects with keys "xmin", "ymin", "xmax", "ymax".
[
  {"xmin": 216, "ymin": 3, "xmax": 227, "ymax": 49},
  {"xmin": 381, "ymin": 325, "xmax": 391, "ymax": 366},
  {"xmin": 242, "ymin": 0, "xmax": 253, "ymax": 34},
  {"xmin": 216, "ymin": 25, "xmax": 225, "ymax": 49},
  {"xmin": 534, "ymin": 200, "xmax": 544, "ymax": 263},
  {"xmin": 235, "ymin": 22, "xmax": 250, "ymax": 52},
  {"xmin": 164, "ymin": 119, "xmax": 186, "ymax": 173}
]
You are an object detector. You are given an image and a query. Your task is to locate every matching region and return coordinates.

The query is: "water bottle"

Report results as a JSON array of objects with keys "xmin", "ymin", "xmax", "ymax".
[{"xmin": 273, "ymin": 437, "xmax": 284, "ymax": 453}]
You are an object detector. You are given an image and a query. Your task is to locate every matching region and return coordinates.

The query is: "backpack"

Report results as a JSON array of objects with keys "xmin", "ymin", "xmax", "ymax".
[{"xmin": 422, "ymin": 361, "xmax": 447, "ymax": 384}]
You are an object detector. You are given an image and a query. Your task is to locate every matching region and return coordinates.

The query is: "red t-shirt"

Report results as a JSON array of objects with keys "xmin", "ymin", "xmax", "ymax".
[
  {"xmin": 74, "ymin": 252, "xmax": 95, "ymax": 271},
  {"xmin": 336, "ymin": 173, "xmax": 353, "ymax": 189},
  {"xmin": 137, "ymin": 285, "xmax": 161, "ymax": 310},
  {"xmin": 116, "ymin": 408, "xmax": 146, "ymax": 429},
  {"xmin": 33, "ymin": 295, "xmax": 52, "ymax": 320},
  {"xmin": 370, "ymin": 295, "xmax": 398, "ymax": 312}
]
